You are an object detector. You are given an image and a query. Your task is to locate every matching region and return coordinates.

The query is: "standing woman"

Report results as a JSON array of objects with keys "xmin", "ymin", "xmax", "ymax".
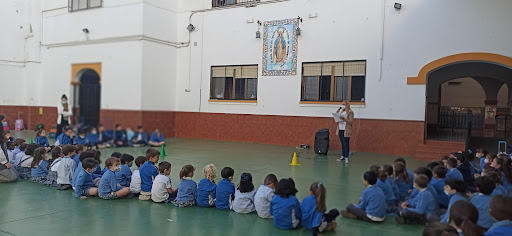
[
  {"xmin": 0, "ymin": 115, "xmax": 17, "ymax": 182},
  {"xmin": 336, "ymin": 100, "xmax": 354, "ymax": 164},
  {"xmin": 56, "ymin": 95, "xmax": 72, "ymax": 137}
]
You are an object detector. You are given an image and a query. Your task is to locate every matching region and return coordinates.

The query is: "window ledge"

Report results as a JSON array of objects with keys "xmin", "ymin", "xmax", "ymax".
[
  {"xmin": 208, "ymin": 99, "xmax": 257, "ymax": 104},
  {"xmin": 299, "ymin": 101, "xmax": 365, "ymax": 105}
]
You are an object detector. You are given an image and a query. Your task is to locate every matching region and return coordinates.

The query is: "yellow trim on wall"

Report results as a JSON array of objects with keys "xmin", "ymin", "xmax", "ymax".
[
  {"xmin": 407, "ymin": 53, "xmax": 512, "ymax": 85},
  {"xmin": 71, "ymin": 63, "xmax": 102, "ymax": 84}
]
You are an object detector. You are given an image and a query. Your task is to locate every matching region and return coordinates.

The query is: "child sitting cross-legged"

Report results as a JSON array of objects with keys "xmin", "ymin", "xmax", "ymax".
[
  {"xmin": 395, "ymin": 174, "xmax": 437, "ymax": 225},
  {"xmin": 270, "ymin": 178, "xmax": 302, "ymax": 230},
  {"xmin": 46, "ymin": 146, "xmax": 63, "ymax": 187},
  {"xmin": 151, "ymin": 161, "xmax": 177, "ymax": 203},
  {"xmin": 486, "ymin": 194, "xmax": 512, "ymax": 236},
  {"xmin": 74, "ymin": 158, "xmax": 100, "ymax": 199},
  {"xmin": 215, "ymin": 167, "xmax": 235, "ymax": 210},
  {"xmin": 470, "ymin": 176, "xmax": 496, "ymax": 229},
  {"xmin": 115, "ymin": 154, "xmax": 134, "ymax": 187},
  {"xmin": 369, "ymin": 165, "xmax": 397, "ymax": 214},
  {"xmin": 254, "ymin": 174, "xmax": 278, "ymax": 218},
  {"xmin": 197, "ymin": 164, "xmax": 217, "ymax": 207},
  {"xmin": 301, "ymin": 182, "xmax": 340, "ymax": 235},
  {"xmin": 440, "ymin": 178, "xmax": 467, "ymax": 223},
  {"xmin": 72, "ymin": 144, "xmax": 84, "ymax": 166},
  {"xmin": 30, "ymin": 147, "xmax": 49, "ymax": 183},
  {"xmin": 17, "ymin": 144, "xmax": 38, "ymax": 180},
  {"xmin": 431, "ymin": 166, "xmax": 449, "ymax": 209},
  {"xmin": 139, "ymin": 149, "xmax": 160, "ymax": 200},
  {"xmin": 98, "ymin": 157, "xmax": 131, "ymax": 200},
  {"xmin": 341, "ymin": 171, "xmax": 386, "ymax": 223},
  {"xmin": 130, "ymin": 156, "xmax": 146, "ymax": 196},
  {"xmin": 56, "ymin": 145, "xmax": 77, "ymax": 190},
  {"xmin": 232, "ymin": 172, "xmax": 256, "ymax": 213},
  {"xmin": 172, "ymin": 165, "xmax": 198, "ymax": 207},
  {"xmin": 72, "ymin": 151, "xmax": 101, "ymax": 190}
]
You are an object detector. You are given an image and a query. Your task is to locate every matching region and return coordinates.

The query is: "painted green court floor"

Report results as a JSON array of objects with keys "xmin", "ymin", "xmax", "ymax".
[{"xmin": 0, "ymin": 131, "xmax": 425, "ymax": 236}]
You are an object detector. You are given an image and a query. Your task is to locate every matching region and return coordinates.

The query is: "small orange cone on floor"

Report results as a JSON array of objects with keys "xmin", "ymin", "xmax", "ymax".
[
  {"xmin": 289, "ymin": 152, "xmax": 301, "ymax": 166},
  {"xmin": 159, "ymin": 145, "xmax": 167, "ymax": 157},
  {"xmin": 29, "ymin": 138, "xmax": 33, "ymax": 144}
]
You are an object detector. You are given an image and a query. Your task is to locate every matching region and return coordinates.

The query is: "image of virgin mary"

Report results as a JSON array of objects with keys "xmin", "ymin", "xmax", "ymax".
[{"xmin": 272, "ymin": 27, "xmax": 287, "ymax": 64}]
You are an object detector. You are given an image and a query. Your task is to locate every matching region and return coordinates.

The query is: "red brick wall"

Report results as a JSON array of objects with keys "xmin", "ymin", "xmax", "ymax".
[{"xmin": 0, "ymin": 105, "xmax": 58, "ymax": 130}]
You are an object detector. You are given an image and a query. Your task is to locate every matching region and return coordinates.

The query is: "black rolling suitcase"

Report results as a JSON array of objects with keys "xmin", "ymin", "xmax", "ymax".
[{"xmin": 314, "ymin": 129, "xmax": 330, "ymax": 155}]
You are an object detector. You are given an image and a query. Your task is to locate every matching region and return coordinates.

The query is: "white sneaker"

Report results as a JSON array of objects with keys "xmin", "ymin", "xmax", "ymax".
[
  {"xmin": 345, "ymin": 158, "xmax": 349, "ymax": 164},
  {"xmin": 337, "ymin": 156, "xmax": 345, "ymax": 162}
]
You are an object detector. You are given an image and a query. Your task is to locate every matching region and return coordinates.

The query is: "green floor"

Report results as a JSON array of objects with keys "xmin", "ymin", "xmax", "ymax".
[{"xmin": 0, "ymin": 131, "xmax": 425, "ymax": 236}]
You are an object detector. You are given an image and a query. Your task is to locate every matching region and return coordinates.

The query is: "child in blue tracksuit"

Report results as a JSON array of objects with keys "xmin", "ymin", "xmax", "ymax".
[
  {"xmin": 116, "ymin": 154, "xmax": 134, "ymax": 187},
  {"xmin": 55, "ymin": 127, "xmax": 74, "ymax": 146},
  {"xmin": 446, "ymin": 158, "xmax": 464, "ymax": 181},
  {"xmin": 149, "ymin": 128, "xmax": 165, "ymax": 147},
  {"xmin": 471, "ymin": 176, "xmax": 496, "ymax": 229},
  {"xmin": 113, "ymin": 124, "xmax": 128, "ymax": 147},
  {"xmin": 383, "ymin": 165, "xmax": 400, "ymax": 204},
  {"xmin": 74, "ymin": 158, "xmax": 99, "ymax": 199},
  {"xmin": 197, "ymin": 164, "xmax": 217, "ymax": 207},
  {"xmin": 394, "ymin": 162, "xmax": 412, "ymax": 201},
  {"xmin": 341, "ymin": 171, "xmax": 386, "ymax": 223},
  {"xmin": 369, "ymin": 165, "xmax": 397, "ymax": 213},
  {"xmin": 97, "ymin": 124, "xmax": 112, "ymax": 148},
  {"xmin": 486, "ymin": 194, "xmax": 512, "ymax": 236},
  {"xmin": 476, "ymin": 148, "xmax": 488, "ymax": 174},
  {"xmin": 98, "ymin": 157, "xmax": 131, "ymax": 200},
  {"xmin": 129, "ymin": 126, "xmax": 148, "ymax": 147},
  {"xmin": 396, "ymin": 174, "xmax": 438, "ymax": 225},
  {"xmin": 270, "ymin": 178, "xmax": 302, "ymax": 229},
  {"xmin": 172, "ymin": 165, "xmax": 197, "ymax": 207},
  {"xmin": 72, "ymin": 151, "xmax": 101, "ymax": 189},
  {"xmin": 30, "ymin": 147, "xmax": 49, "ymax": 183},
  {"xmin": 406, "ymin": 167, "xmax": 439, "ymax": 214},
  {"xmin": 431, "ymin": 166, "xmax": 449, "ymax": 208},
  {"xmin": 34, "ymin": 129, "xmax": 50, "ymax": 148},
  {"xmin": 215, "ymin": 167, "xmax": 235, "ymax": 210},
  {"xmin": 85, "ymin": 127, "xmax": 99, "ymax": 147},
  {"xmin": 301, "ymin": 182, "xmax": 339, "ymax": 235},
  {"xmin": 440, "ymin": 178, "xmax": 467, "ymax": 223},
  {"xmin": 11, "ymin": 143, "xmax": 27, "ymax": 166},
  {"xmin": 73, "ymin": 129, "xmax": 87, "ymax": 146},
  {"xmin": 395, "ymin": 158, "xmax": 414, "ymax": 191},
  {"xmin": 138, "ymin": 149, "xmax": 160, "ymax": 200},
  {"xmin": 72, "ymin": 145, "xmax": 84, "ymax": 166}
]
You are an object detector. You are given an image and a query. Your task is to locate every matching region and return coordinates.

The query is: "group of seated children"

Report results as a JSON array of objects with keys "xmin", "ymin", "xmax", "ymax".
[
  {"xmin": 43, "ymin": 124, "xmax": 166, "ymax": 148},
  {"xmin": 337, "ymin": 152, "xmax": 512, "ymax": 236}
]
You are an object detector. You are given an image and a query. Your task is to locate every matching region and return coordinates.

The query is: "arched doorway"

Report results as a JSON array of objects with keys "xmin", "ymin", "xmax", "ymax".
[{"xmin": 71, "ymin": 63, "xmax": 102, "ymax": 128}]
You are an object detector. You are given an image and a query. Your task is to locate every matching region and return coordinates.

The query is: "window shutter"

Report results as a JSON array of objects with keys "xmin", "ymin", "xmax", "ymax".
[
  {"xmin": 303, "ymin": 63, "xmax": 321, "ymax": 76},
  {"xmin": 212, "ymin": 67, "xmax": 226, "ymax": 77},
  {"xmin": 226, "ymin": 66, "xmax": 242, "ymax": 78},
  {"xmin": 344, "ymin": 61, "xmax": 366, "ymax": 76},
  {"xmin": 242, "ymin": 65, "xmax": 258, "ymax": 78}
]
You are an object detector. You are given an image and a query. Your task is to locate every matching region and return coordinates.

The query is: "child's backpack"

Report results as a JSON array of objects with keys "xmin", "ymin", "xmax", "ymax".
[
  {"xmin": 14, "ymin": 119, "xmax": 25, "ymax": 131},
  {"xmin": 49, "ymin": 126, "xmax": 57, "ymax": 138}
]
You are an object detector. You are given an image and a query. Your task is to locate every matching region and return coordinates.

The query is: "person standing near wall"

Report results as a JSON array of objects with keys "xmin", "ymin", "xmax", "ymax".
[
  {"xmin": 56, "ymin": 95, "xmax": 72, "ymax": 137},
  {"xmin": 336, "ymin": 100, "xmax": 354, "ymax": 164}
]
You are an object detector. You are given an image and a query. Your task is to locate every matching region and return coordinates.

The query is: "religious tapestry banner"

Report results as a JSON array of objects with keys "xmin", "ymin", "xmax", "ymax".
[{"xmin": 262, "ymin": 18, "xmax": 299, "ymax": 76}]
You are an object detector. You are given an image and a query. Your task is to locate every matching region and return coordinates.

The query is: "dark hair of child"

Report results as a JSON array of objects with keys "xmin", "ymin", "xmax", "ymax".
[
  {"xmin": 137, "ymin": 125, "xmax": 143, "ymax": 130},
  {"xmin": 13, "ymin": 138, "xmax": 25, "ymax": 146},
  {"xmin": 79, "ymin": 151, "xmax": 96, "ymax": 163},
  {"xmin": 35, "ymin": 129, "xmax": 45, "ymax": 139},
  {"xmin": 264, "ymin": 174, "xmax": 278, "ymax": 186},
  {"xmin": 20, "ymin": 143, "xmax": 28, "ymax": 151},
  {"xmin": 111, "ymin": 152, "xmax": 122, "ymax": 158},
  {"xmin": 364, "ymin": 171, "xmax": 378, "ymax": 185},
  {"xmin": 463, "ymin": 151, "xmax": 475, "ymax": 163},
  {"xmin": 30, "ymin": 147, "xmax": 47, "ymax": 168},
  {"xmin": 475, "ymin": 176, "xmax": 495, "ymax": 195},
  {"xmin": 120, "ymin": 154, "xmax": 134, "ymax": 164},
  {"xmin": 500, "ymin": 157, "xmax": 512, "ymax": 184},
  {"xmin": 382, "ymin": 164, "xmax": 394, "ymax": 176},
  {"xmin": 394, "ymin": 162, "xmax": 410, "ymax": 184},
  {"xmin": 82, "ymin": 158, "xmax": 99, "ymax": 170},
  {"xmin": 25, "ymin": 144, "xmax": 39, "ymax": 156},
  {"xmin": 145, "ymin": 148, "xmax": 160, "ymax": 159},
  {"xmin": 105, "ymin": 157, "xmax": 120, "ymax": 168},
  {"xmin": 394, "ymin": 157, "xmax": 407, "ymax": 166},
  {"xmin": 489, "ymin": 194, "xmax": 512, "ymax": 221},
  {"xmin": 476, "ymin": 148, "xmax": 488, "ymax": 156},
  {"xmin": 63, "ymin": 126, "xmax": 72, "ymax": 132},
  {"xmin": 427, "ymin": 161, "xmax": 442, "ymax": 171},
  {"xmin": 75, "ymin": 144, "xmax": 84, "ymax": 154},
  {"xmin": 221, "ymin": 167, "xmax": 235, "ymax": 179},
  {"xmin": 448, "ymin": 201, "xmax": 483, "ymax": 236},
  {"xmin": 115, "ymin": 124, "xmax": 121, "ymax": 128},
  {"xmin": 275, "ymin": 178, "xmax": 298, "ymax": 198},
  {"xmin": 447, "ymin": 158, "xmax": 458, "ymax": 168},
  {"xmin": 48, "ymin": 146, "xmax": 62, "ymax": 169},
  {"xmin": 135, "ymin": 156, "xmax": 146, "ymax": 168},
  {"xmin": 6, "ymin": 141, "xmax": 14, "ymax": 150},
  {"xmin": 414, "ymin": 174, "xmax": 429, "ymax": 189},
  {"xmin": 310, "ymin": 182, "xmax": 326, "ymax": 212},
  {"xmin": 455, "ymin": 153, "xmax": 470, "ymax": 167},
  {"xmin": 433, "ymin": 166, "xmax": 447, "ymax": 178},
  {"xmin": 179, "ymin": 165, "xmax": 195, "ymax": 179},
  {"xmin": 237, "ymin": 172, "xmax": 254, "ymax": 193},
  {"xmin": 414, "ymin": 166, "xmax": 433, "ymax": 182},
  {"xmin": 441, "ymin": 155, "xmax": 450, "ymax": 161},
  {"xmin": 92, "ymin": 149, "xmax": 101, "ymax": 164},
  {"xmin": 61, "ymin": 145, "xmax": 75, "ymax": 156},
  {"xmin": 369, "ymin": 165, "xmax": 380, "ymax": 173},
  {"xmin": 422, "ymin": 222, "xmax": 458, "ymax": 236},
  {"xmin": 377, "ymin": 169, "xmax": 388, "ymax": 182},
  {"xmin": 158, "ymin": 161, "xmax": 171, "ymax": 174},
  {"xmin": 445, "ymin": 178, "xmax": 466, "ymax": 193},
  {"xmin": 485, "ymin": 171, "xmax": 502, "ymax": 187}
]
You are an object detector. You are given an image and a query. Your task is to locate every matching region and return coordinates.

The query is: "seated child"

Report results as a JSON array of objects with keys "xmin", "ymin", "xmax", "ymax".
[
  {"xmin": 197, "ymin": 164, "xmax": 217, "ymax": 207},
  {"xmin": 129, "ymin": 125, "xmax": 148, "ymax": 147},
  {"xmin": 395, "ymin": 174, "xmax": 437, "ymax": 225},
  {"xmin": 34, "ymin": 129, "xmax": 50, "ymax": 149},
  {"xmin": 369, "ymin": 165, "xmax": 397, "ymax": 213},
  {"xmin": 6, "ymin": 141, "xmax": 14, "ymax": 163},
  {"xmin": 407, "ymin": 167, "xmax": 439, "ymax": 212},
  {"xmin": 72, "ymin": 151, "xmax": 101, "ymax": 189},
  {"xmin": 476, "ymin": 148, "xmax": 489, "ymax": 174},
  {"xmin": 215, "ymin": 167, "xmax": 235, "ymax": 210},
  {"xmin": 172, "ymin": 165, "xmax": 198, "ymax": 207},
  {"xmin": 382, "ymin": 164, "xmax": 400, "ymax": 201},
  {"xmin": 74, "ymin": 158, "xmax": 99, "ymax": 199},
  {"xmin": 11, "ymin": 142, "xmax": 27, "ymax": 166},
  {"xmin": 11, "ymin": 138, "xmax": 25, "ymax": 163},
  {"xmin": 113, "ymin": 124, "xmax": 128, "ymax": 147},
  {"xmin": 422, "ymin": 222, "xmax": 458, "ymax": 236},
  {"xmin": 85, "ymin": 127, "xmax": 98, "ymax": 147},
  {"xmin": 16, "ymin": 143, "xmax": 38, "ymax": 179},
  {"xmin": 447, "ymin": 201, "xmax": 482, "ymax": 236},
  {"xmin": 254, "ymin": 174, "xmax": 278, "ymax": 218},
  {"xmin": 395, "ymin": 158, "xmax": 414, "ymax": 190},
  {"xmin": 130, "ymin": 156, "xmax": 146, "ymax": 195},
  {"xmin": 232, "ymin": 172, "xmax": 256, "ymax": 213},
  {"xmin": 56, "ymin": 145, "xmax": 77, "ymax": 190},
  {"xmin": 73, "ymin": 129, "xmax": 87, "ymax": 145},
  {"xmin": 72, "ymin": 144, "xmax": 84, "ymax": 166},
  {"xmin": 54, "ymin": 126, "xmax": 74, "ymax": 146},
  {"xmin": 149, "ymin": 128, "xmax": 165, "ymax": 147},
  {"xmin": 394, "ymin": 162, "xmax": 412, "ymax": 201},
  {"xmin": 139, "ymin": 149, "xmax": 160, "ymax": 200},
  {"xmin": 446, "ymin": 158, "xmax": 464, "ymax": 181},
  {"xmin": 431, "ymin": 166, "xmax": 449, "ymax": 208},
  {"xmin": 46, "ymin": 146, "xmax": 63, "ymax": 187},
  {"xmin": 301, "ymin": 182, "xmax": 339, "ymax": 235},
  {"xmin": 486, "ymin": 194, "xmax": 512, "ymax": 236},
  {"xmin": 96, "ymin": 124, "xmax": 112, "ymax": 148},
  {"xmin": 30, "ymin": 147, "xmax": 49, "ymax": 183},
  {"xmin": 102, "ymin": 152, "xmax": 122, "ymax": 174},
  {"xmin": 440, "ymin": 178, "xmax": 467, "ymax": 223},
  {"xmin": 270, "ymin": 178, "xmax": 301, "ymax": 229},
  {"xmin": 98, "ymin": 157, "xmax": 131, "ymax": 200},
  {"xmin": 116, "ymin": 154, "xmax": 134, "ymax": 187},
  {"xmin": 455, "ymin": 153, "xmax": 475, "ymax": 188},
  {"xmin": 470, "ymin": 176, "xmax": 496, "ymax": 229},
  {"xmin": 482, "ymin": 167, "xmax": 507, "ymax": 196},
  {"xmin": 92, "ymin": 150, "xmax": 103, "ymax": 176},
  {"xmin": 151, "ymin": 161, "xmax": 177, "ymax": 203},
  {"xmin": 341, "ymin": 171, "xmax": 386, "ymax": 223}
]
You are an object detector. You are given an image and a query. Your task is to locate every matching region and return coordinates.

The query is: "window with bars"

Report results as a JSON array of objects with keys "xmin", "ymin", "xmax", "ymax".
[
  {"xmin": 210, "ymin": 65, "xmax": 258, "ymax": 100},
  {"xmin": 301, "ymin": 61, "xmax": 366, "ymax": 102},
  {"xmin": 68, "ymin": 0, "xmax": 102, "ymax": 12}
]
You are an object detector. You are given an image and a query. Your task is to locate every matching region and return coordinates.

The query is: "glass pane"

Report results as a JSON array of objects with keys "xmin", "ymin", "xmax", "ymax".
[
  {"xmin": 247, "ymin": 79, "xmax": 257, "ymax": 100},
  {"xmin": 78, "ymin": 0, "xmax": 87, "ymax": 10},
  {"xmin": 351, "ymin": 76, "xmax": 366, "ymax": 102},
  {"xmin": 304, "ymin": 76, "xmax": 318, "ymax": 101},
  {"xmin": 212, "ymin": 77, "xmax": 225, "ymax": 99},
  {"xmin": 335, "ymin": 76, "xmax": 349, "ymax": 101},
  {"xmin": 235, "ymin": 79, "xmax": 245, "ymax": 100},
  {"xmin": 319, "ymin": 75, "xmax": 331, "ymax": 101},
  {"xmin": 225, "ymin": 77, "xmax": 233, "ymax": 99},
  {"xmin": 225, "ymin": 0, "xmax": 236, "ymax": 5},
  {"xmin": 72, "ymin": 0, "xmax": 80, "ymax": 10},
  {"xmin": 89, "ymin": 0, "xmax": 102, "ymax": 8}
]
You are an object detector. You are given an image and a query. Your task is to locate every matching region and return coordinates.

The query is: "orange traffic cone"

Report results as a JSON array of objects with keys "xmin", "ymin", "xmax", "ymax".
[{"xmin": 289, "ymin": 152, "xmax": 301, "ymax": 166}]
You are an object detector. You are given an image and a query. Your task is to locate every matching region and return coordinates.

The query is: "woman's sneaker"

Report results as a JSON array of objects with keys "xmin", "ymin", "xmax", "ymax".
[
  {"xmin": 345, "ymin": 158, "xmax": 349, "ymax": 164},
  {"xmin": 337, "ymin": 156, "xmax": 345, "ymax": 162}
]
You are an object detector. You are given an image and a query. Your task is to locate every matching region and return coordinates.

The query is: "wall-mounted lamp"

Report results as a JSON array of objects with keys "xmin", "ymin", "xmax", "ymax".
[
  {"xmin": 256, "ymin": 20, "xmax": 262, "ymax": 39},
  {"xmin": 187, "ymin": 24, "xmax": 196, "ymax": 32},
  {"xmin": 296, "ymin": 16, "xmax": 302, "ymax": 36},
  {"xmin": 394, "ymin": 3, "xmax": 402, "ymax": 10},
  {"xmin": 82, "ymin": 28, "xmax": 89, "ymax": 34}
]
